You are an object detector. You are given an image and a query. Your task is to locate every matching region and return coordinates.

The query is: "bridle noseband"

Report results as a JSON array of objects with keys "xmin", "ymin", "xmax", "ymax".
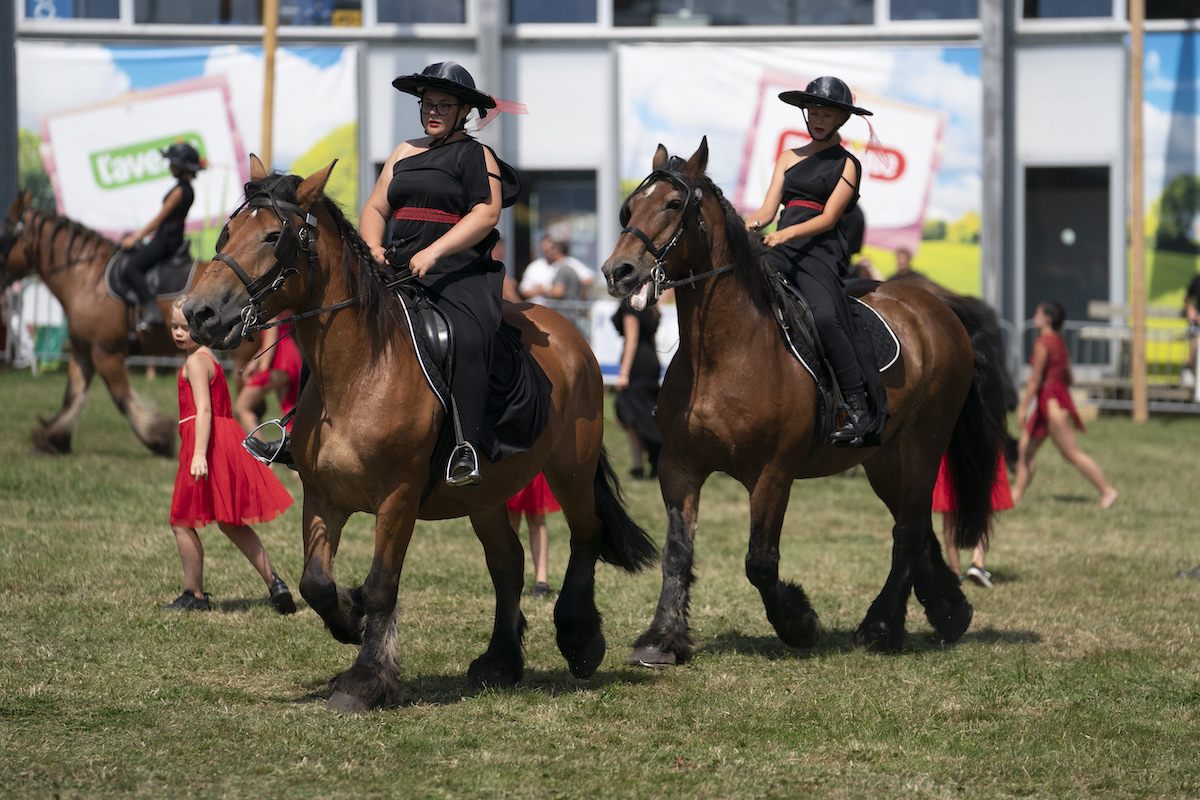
[
  {"xmin": 619, "ymin": 157, "xmax": 732, "ymax": 304},
  {"xmin": 213, "ymin": 192, "xmax": 321, "ymax": 335}
]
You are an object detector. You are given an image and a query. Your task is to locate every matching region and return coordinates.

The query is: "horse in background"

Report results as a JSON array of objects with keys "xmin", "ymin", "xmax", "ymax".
[
  {"xmin": 602, "ymin": 139, "xmax": 1009, "ymax": 664},
  {"xmin": 0, "ymin": 193, "xmax": 254, "ymax": 455},
  {"xmin": 184, "ymin": 157, "xmax": 657, "ymax": 712}
]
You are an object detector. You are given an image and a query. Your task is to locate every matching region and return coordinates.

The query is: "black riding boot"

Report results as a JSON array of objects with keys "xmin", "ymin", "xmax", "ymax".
[
  {"xmin": 243, "ymin": 433, "xmax": 296, "ymax": 471},
  {"xmin": 829, "ymin": 391, "xmax": 873, "ymax": 448}
]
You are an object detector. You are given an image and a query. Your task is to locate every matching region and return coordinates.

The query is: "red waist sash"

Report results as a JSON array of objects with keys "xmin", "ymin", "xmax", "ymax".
[
  {"xmin": 786, "ymin": 199, "xmax": 825, "ymax": 211},
  {"xmin": 393, "ymin": 207, "xmax": 461, "ymax": 224}
]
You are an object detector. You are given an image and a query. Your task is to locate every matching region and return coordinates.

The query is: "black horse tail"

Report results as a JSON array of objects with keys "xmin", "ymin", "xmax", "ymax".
[
  {"xmin": 940, "ymin": 295, "xmax": 1010, "ymax": 551},
  {"xmin": 594, "ymin": 446, "xmax": 659, "ymax": 572}
]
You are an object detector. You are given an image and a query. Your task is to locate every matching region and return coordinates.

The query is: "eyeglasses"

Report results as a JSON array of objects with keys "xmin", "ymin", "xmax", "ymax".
[{"xmin": 418, "ymin": 100, "xmax": 459, "ymax": 116}]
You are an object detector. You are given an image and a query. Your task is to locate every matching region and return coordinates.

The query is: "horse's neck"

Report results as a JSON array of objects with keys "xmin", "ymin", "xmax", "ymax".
[
  {"xmin": 30, "ymin": 223, "xmax": 111, "ymax": 305},
  {"xmin": 674, "ymin": 244, "xmax": 771, "ymax": 368}
]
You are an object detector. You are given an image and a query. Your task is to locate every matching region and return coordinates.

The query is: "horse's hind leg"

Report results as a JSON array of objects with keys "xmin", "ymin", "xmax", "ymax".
[
  {"xmin": 550, "ymin": 473, "xmax": 606, "ymax": 679},
  {"xmin": 94, "ymin": 347, "xmax": 175, "ymax": 456},
  {"xmin": 745, "ymin": 469, "xmax": 821, "ymax": 649},
  {"xmin": 465, "ymin": 506, "xmax": 526, "ymax": 689},
  {"xmin": 31, "ymin": 348, "xmax": 92, "ymax": 454},
  {"xmin": 323, "ymin": 493, "xmax": 417, "ymax": 713}
]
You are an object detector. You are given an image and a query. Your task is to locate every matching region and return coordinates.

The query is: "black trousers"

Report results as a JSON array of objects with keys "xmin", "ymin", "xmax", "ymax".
[{"xmin": 124, "ymin": 231, "xmax": 182, "ymax": 305}]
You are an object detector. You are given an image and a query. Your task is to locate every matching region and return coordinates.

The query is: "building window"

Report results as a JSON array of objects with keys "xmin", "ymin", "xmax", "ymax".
[
  {"xmin": 890, "ymin": 0, "xmax": 977, "ymax": 21},
  {"xmin": 135, "ymin": 0, "xmax": 261, "ymax": 24},
  {"xmin": 25, "ymin": 0, "xmax": 119, "ymax": 18},
  {"xmin": 512, "ymin": 0, "xmax": 596, "ymax": 23},
  {"xmin": 613, "ymin": 0, "xmax": 871, "ymax": 26},
  {"xmin": 377, "ymin": 0, "xmax": 464, "ymax": 23},
  {"xmin": 1145, "ymin": 0, "xmax": 1199, "ymax": 18},
  {"xmin": 1023, "ymin": 0, "xmax": 1112, "ymax": 18}
]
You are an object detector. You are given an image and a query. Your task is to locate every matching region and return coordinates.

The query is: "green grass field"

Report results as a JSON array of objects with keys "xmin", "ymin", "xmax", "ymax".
[{"xmin": 2, "ymin": 368, "xmax": 1200, "ymax": 798}]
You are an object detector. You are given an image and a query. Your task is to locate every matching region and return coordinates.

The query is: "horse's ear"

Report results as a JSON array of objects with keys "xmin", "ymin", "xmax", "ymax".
[
  {"xmin": 8, "ymin": 193, "xmax": 25, "ymax": 218},
  {"xmin": 652, "ymin": 144, "xmax": 668, "ymax": 171},
  {"xmin": 297, "ymin": 160, "xmax": 338, "ymax": 208},
  {"xmin": 249, "ymin": 154, "xmax": 268, "ymax": 181},
  {"xmin": 686, "ymin": 137, "xmax": 709, "ymax": 176}
]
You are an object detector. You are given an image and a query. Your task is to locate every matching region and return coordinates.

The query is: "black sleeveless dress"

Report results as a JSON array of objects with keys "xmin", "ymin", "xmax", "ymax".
[
  {"xmin": 385, "ymin": 137, "xmax": 510, "ymax": 456},
  {"xmin": 126, "ymin": 178, "xmax": 193, "ymax": 278},
  {"xmin": 611, "ymin": 300, "xmax": 662, "ymax": 450},
  {"xmin": 765, "ymin": 146, "xmax": 865, "ymax": 393}
]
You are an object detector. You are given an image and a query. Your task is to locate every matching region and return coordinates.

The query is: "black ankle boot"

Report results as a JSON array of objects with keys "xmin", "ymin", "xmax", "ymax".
[
  {"xmin": 829, "ymin": 391, "xmax": 873, "ymax": 448},
  {"xmin": 244, "ymin": 433, "xmax": 296, "ymax": 471},
  {"xmin": 446, "ymin": 443, "xmax": 481, "ymax": 487}
]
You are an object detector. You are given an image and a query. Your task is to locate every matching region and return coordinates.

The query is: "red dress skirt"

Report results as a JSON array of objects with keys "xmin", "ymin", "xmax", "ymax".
[
  {"xmin": 243, "ymin": 317, "xmax": 302, "ymax": 420},
  {"xmin": 1025, "ymin": 332, "xmax": 1085, "ymax": 440},
  {"xmin": 171, "ymin": 352, "xmax": 294, "ymax": 527},
  {"xmin": 931, "ymin": 453, "xmax": 1013, "ymax": 513},
  {"xmin": 505, "ymin": 473, "xmax": 561, "ymax": 515}
]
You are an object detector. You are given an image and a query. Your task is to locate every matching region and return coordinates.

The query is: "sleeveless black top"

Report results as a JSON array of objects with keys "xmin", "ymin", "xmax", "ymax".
[
  {"xmin": 387, "ymin": 138, "xmax": 502, "ymax": 278},
  {"xmin": 775, "ymin": 145, "xmax": 861, "ymax": 279},
  {"xmin": 163, "ymin": 180, "xmax": 194, "ymax": 225}
]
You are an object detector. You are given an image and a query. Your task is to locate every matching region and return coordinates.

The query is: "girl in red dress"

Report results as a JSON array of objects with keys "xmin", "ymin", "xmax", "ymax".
[
  {"xmin": 163, "ymin": 297, "xmax": 297, "ymax": 612},
  {"xmin": 506, "ymin": 473, "xmax": 560, "ymax": 597},
  {"xmin": 1013, "ymin": 301, "xmax": 1117, "ymax": 509}
]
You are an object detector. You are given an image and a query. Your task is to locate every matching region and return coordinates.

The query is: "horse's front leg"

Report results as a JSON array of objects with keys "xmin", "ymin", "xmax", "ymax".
[
  {"xmin": 745, "ymin": 468, "xmax": 821, "ymax": 649},
  {"xmin": 465, "ymin": 506, "xmax": 526, "ymax": 689},
  {"xmin": 297, "ymin": 489, "xmax": 360, "ymax": 644},
  {"xmin": 853, "ymin": 518, "xmax": 930, "ymax": 653},
  {"xmin": 325, "ymin": 493, "xmax": 417, "ymax": 713},
  {"xmin": 31, "ymin": 346, "xmax": 93, "ymax": 454},
  {"xmin": 627, "ymin": 459, "xmax": 707, "ymax": 667}
]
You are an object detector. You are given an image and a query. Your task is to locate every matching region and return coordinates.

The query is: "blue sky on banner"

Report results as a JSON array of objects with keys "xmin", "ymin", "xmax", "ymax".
[
  {"xmin": 17, "ymin": 43, "xmax": 355, "ymax": 171},
  {"xmin": 1144, "ymin": 32, "xmax": 1199, "ymax": 200}
]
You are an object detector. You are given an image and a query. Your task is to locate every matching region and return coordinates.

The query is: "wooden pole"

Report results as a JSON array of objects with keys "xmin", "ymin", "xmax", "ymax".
[
  {"xmin": 1130, "ymin": 0, "xmax": 1148, "ymax": 423},
  {"xmin": 261, "ymin": 0, "xmax": 279, "ymax": 169}
]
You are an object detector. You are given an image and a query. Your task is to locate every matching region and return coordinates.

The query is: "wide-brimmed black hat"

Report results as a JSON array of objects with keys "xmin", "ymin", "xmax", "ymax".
[
  {"xmin": 392, "ymin": 61, "xmax": 496, "ymax": 114},
  {"xmin": 779, "ymin": 76, "xmax": 872, "ymax": 117},
  {"xmin": 161, "ymin": 142, "xmax": 205, "ymax": 172}
]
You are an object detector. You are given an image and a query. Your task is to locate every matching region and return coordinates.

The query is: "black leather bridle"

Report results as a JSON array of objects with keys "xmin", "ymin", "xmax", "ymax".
[
  {"xmin": 213, "ymin": 192, "xmax": 325, "ymax": 335},
  {"xmin": 618, "ymin": 157, "xmax": 733, "ymax": 303}
]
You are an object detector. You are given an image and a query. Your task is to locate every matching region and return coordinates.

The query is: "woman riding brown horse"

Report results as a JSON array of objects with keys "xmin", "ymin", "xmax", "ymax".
[
  {"xmin": 0, "ymin": 194, "xmax": 255, "ymax": 456},
  {"xmin": 602, "ymin": 139, "xmax": 1008, "ymax": 663},
  {"xmin": 184, "ymin": 157, "xmax": 657, "ymax": 712}
]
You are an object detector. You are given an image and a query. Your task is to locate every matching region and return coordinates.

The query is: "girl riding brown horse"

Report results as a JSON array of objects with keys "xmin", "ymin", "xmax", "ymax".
[
  {"xmin": 603, "ymin": 139, "xmax": 1008, "ymax": 664},
  {"xmin": 184, "ymin": 156, "xmax": 657, "ymax": 712}
]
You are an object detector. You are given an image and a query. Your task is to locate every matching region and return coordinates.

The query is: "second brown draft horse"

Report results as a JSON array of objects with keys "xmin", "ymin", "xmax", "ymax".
[
  {"xmin": 185, "ymin": 157, "xmax": 657, "ymax": 712},
  {"xmin": 602, "ymin": 140, "xmax": 1008, "ymax": 664}
]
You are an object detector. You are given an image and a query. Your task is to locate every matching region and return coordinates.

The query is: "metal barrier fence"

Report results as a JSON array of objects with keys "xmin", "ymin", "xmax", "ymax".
[{"xmin": 9, "ymin": 285, "xmax": 1200, "ymax": 415}]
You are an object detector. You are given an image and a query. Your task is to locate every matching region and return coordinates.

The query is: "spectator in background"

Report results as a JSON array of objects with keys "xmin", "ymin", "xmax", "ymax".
[
  {"xmin": 612, "ymin": 297, "xmax": 663, "ymax": 479},
  {"xmin": 886, "ymin": 247, "xmax": 923, "ymax": 282},
  {"xmin": 520, "ymin": 235, "xmax": 593, "ymax": 337},
  {"xmin": 1181, "ymin": 273, "xmax": 1200, "ymax": 388},
  {"xmin": 506, "ymin": 473, "xmax": 560, "ymax": 597}
]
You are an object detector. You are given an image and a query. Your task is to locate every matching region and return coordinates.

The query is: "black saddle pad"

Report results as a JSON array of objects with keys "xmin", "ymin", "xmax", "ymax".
[
  {"xmin": 392, "ymin": 282, "xmax": 552, "ymax": 465},
  {"xmin": 769, "ymin": 275, "xmax": 898, "ymax": 446},
  {"xmin": 105, "ymin": 244, "xmax": 197, "ymax": 305}
]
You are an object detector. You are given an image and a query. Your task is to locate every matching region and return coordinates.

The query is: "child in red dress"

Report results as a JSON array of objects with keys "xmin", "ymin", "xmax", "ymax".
[
  {"xmin": 933, "ymin": 451, "xmax": 1013, "ymax": 589},
  {"xmin": 163, "ymin": 297, "xmax": 296, "ymax": 613},
  {"xmin": 506, "ymin": 473, "xmax": 560, "ymax": 597}
]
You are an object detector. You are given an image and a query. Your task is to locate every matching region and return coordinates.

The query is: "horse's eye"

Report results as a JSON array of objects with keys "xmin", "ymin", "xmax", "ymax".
[
  {"xmin": 265, "ymin": 231, "xmax": 281, "ymax": 244},
  {"xmin": 665, "ymin": 200, "xmax": 682, "ymax": 211}
]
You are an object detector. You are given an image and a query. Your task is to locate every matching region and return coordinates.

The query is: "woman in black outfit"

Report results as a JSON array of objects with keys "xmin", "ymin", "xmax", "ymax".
[
  {"xmin": 122, "ymin": 142, "xmax": 203, "ymax": 331},
  {"xmin": 612, "ymin": 298, "xmax": 662, "ymax": 479},
  {"xmin": 359, "ymin": 61, "xmax": 517, "ymax": 487},
  {"xmin": 743, "ymin": 76, "xmax": 876, "ymax": 447}
]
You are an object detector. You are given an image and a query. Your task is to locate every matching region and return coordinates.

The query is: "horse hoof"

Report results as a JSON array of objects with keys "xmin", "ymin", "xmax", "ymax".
[
  {"xmin": 776, "ymin": 611, "xmax": 823, "ymax": 649},
  {"xmin": 930, "ymin": 601, "xmax": 973, "ymax": 644},
  {"xmin": 853, "ymin": 621, "xmax": 903, "ymax": 653},
  {"xmin": 467, "ymin": 655, "xmax": 522, "ymax": 690},
  {"xmin": 625, "ymin": 646, "xmax": 677, "ymax": 668},
  {"xmin": 565, "ymin": 633, "xmax": 606, "ymax": 679},
  {"xmin": 326, "ymin": 690, "xmax": 371, "ymax": 714}
]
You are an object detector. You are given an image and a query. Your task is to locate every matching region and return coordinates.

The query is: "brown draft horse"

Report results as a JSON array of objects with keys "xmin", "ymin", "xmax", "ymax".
[
  {"xmin": 184, "ymin": 157, "xmax": 657, "ymax": 713},
  {"xmin": 601, "ymin": 140, "xmax": 1008, "ymax": 663},
  {"xmin": 0, "ymin": 194, "xmax": 255, "ymax": 456}
]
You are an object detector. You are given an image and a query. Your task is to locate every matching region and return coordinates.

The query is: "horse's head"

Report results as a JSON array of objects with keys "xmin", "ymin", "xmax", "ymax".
[
  {"xmin": 185, "ymin": 155, "xmax": 337, "ymax": 349},
  {"xmin": 0, "ymin": 193, "xmax": 33, "ymax": 286},
  {"xmin": 602, "ymin": 138, "xmax": 711, "ymax": 306}
]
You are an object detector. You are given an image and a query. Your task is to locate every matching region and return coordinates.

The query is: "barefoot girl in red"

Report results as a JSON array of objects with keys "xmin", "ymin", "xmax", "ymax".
[{"xmin": 163, "ymin": 297, "xmax": 297, "ymax": 612}]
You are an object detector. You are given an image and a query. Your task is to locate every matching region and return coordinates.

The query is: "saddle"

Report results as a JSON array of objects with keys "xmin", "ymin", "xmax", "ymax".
[
  {"xmin": 384, "ymin": 270, "xmax": 553, "ymax": 502},
  {"xmin": 104, "ymin": 241, "xmax": 197, "ymax": 307},
  {"xmin": 768, "ymin": 274, "xmax": 899, "ymax": 446}
]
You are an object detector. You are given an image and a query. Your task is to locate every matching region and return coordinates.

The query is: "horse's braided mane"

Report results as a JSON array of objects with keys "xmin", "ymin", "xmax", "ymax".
[
  {"xmin": 242, "ymin": 172, "xmax": 402, "ymax": 360},
  {"xmin": 696, "ymin": 171, "xmax": 773, "ymax": 312},
  {"xmin": 26, "ymin": 206, "xmax": 116, "ymax": 268}
]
